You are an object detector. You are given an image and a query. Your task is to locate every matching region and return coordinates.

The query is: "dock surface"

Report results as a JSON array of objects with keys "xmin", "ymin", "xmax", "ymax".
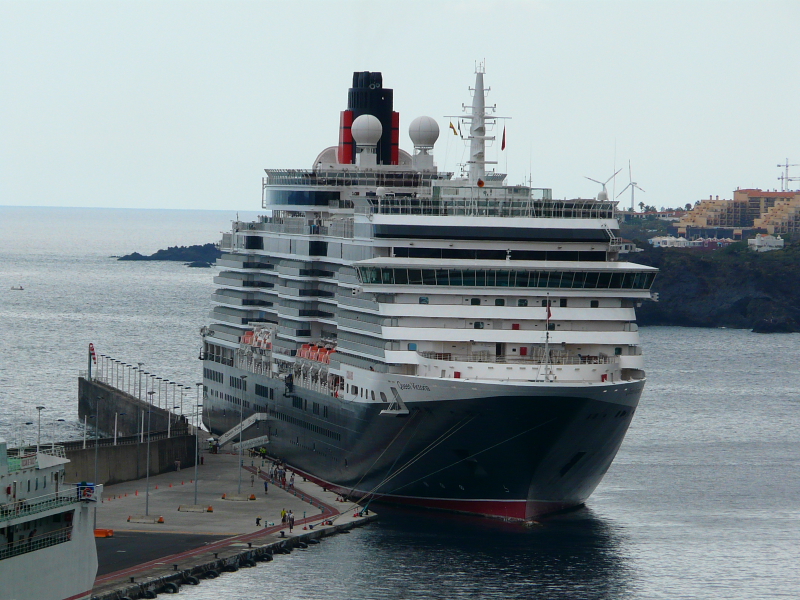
[{"xmin": 92, "ymin": 452, "xmax": 374, "ymax": 598}]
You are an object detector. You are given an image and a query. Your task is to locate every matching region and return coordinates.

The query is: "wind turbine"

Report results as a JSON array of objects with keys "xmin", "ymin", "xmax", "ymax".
[
  {"xmin": 616, "ymin": 160, "xmax": 645, "ymax": 211},
  {"xmin": 585, "ymin": 168, "xmax": 621, "ymax": 202}
]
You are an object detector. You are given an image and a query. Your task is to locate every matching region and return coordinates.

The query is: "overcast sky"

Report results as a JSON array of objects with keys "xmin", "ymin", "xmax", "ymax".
[{"xmin": 1, "ymin": 0, "xmax": 798, "ymax": 212}]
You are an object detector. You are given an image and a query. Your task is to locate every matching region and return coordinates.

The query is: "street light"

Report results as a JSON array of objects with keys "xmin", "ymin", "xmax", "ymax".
[
  {"xmin": 137, "ymin": 362, "xmax": 144, "ymax": 400},
  {"xmin": 35, "ymin": 406, "xmax": 45, "ymax": 452},
  {"xmin": 194, "ymin": 383, "xmax": 202, "ymax": 505},
  {"xmin": 114, "ymin": 412, "xmax": 126, "ymax": 445},
  {"xmin": 51, "ymin": 418, "xmax": 65, "ymax": 450},
  {"xmin": 145, "ymin": 390, "xmax": 154, "ymax": 516},
  {"xmin": 238, "ymin": 375, "xmax": 247, "ymax": 494}
]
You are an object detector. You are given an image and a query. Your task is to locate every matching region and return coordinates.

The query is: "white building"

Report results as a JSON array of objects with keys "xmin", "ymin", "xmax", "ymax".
[
  {"xmin": 748, "ymin": 234, "xmax": 784, "ymax": 252},
  {"xmin": 649, "ymin": 235, "xmax": 690, "ymax": 248}
]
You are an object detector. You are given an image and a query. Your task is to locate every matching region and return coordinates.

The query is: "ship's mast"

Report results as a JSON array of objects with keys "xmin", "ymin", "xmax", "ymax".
[{"xmin": 463, "ymin": 62, "xmax": 497, "ymax": 185}]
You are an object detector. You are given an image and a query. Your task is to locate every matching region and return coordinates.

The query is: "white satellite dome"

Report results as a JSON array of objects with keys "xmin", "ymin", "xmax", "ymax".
[
  {"xmin": 351, "ymin": 114, "xmax": 383, "ymax": 145},
  {"xmin": 409, "ymin": 116, "xmax": 439, "ymax": 147}
]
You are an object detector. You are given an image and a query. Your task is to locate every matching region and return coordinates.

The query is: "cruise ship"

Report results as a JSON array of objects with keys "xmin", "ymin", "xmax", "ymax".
[
  {"xmin": 0, "ymin": 440, "xmax": 100, "ymax": 600},
  {"xmin": 201, "ymin": 67, "xmax": 657, "ymax": 520}
]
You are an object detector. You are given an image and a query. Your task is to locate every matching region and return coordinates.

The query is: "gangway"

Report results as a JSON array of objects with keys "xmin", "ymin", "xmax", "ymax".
[
  {"xmin": 231, "ymin": 434, "xmax": 270, "ymax": 453},
  {"xmin": 217, "ymin": 412, "xmax": 270, "ymax": 447}
]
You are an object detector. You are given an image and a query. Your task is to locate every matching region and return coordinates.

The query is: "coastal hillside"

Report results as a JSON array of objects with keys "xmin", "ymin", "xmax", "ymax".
[{"xmin": 627, "ymin": 243, "xmax": 800, "ymax": 332}]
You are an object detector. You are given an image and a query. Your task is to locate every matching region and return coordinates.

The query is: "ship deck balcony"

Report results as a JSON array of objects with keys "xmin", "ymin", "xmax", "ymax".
[
  {"xmin": 359, "ymin": 195, "xmax": 616, "ymax": 220},
  {"xmin": 0, "ymin": 484, "xmax": 84, "ymax": 525}
]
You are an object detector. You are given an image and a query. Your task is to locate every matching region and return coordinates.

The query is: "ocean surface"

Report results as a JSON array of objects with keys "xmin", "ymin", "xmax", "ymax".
[{"xmin": 1, "ymin": 206, "xmax": 798, "ymax": 599}]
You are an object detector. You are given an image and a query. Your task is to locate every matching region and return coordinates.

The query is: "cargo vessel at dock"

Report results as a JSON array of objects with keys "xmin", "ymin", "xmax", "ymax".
[
  {"xmin": 201, "ymin": 67, "xmax": 657, "ymax": 520},
  {"xmin": 0, "ymin": 440, "xmax": 100, "ymax": 600}
]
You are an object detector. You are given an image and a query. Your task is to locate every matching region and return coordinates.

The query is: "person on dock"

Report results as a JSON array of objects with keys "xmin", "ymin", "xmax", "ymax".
[
  {"xmin": 264, "ymin": 479, "xmax": 268, "ymax": 495},
  {"xmin": 255, "ymin": 516, "xmax": 261, "ymax": 526},
  {"xmin": 281, "ymin": 508, "xmax": 287, "ymax": 525},
  {"xmin": 289, "ymin": 473, "xmax": 295, "ymax": 490},
  {"xmin": 250, "ymin": 473, "xmax": 255, "ymax": 487},
  {"xmin": 288, "ymin": 510, "xmax": 295, "ymax": 532}
]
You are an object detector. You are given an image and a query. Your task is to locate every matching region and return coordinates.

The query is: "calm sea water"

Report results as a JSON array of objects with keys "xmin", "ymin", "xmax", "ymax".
[{"xmin": 1, "ymin": 207, "xmax": 798, "ymax": 599}]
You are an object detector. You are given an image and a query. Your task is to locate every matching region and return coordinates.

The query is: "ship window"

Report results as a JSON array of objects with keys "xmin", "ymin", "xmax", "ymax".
[
  {"xmin": 495, "ymin": 299, "xmax": 505, "ymax": 306},
  {"xmin": 408, "ymin": 343, "xmax": 417, "ymax": 351},
  {"xmin": 352, "ymin": 386, "xmax": 359, "ymax": 395},
  {"xmin": 560, "ymin": 299, "xmax": 568, "ymax": 307},
  {"xmin": 371, "ymin": 391, "xmax": 375, "ymax": 401},
  {"xmin": 474, "ymin": 322, "xmax": 485, "ymax": 329},
  {"xmin": 380, "ymin": 392, "xmax": 388, "ymax": 402},
  {"xmin": 470, "ymin": 298, "xmax": 481, "ymax": 305},
  {"xmin": 418, "ymin": 297, "xmax": 429, "ymax": 304},
  {"xmin": 590, "ymin": 300, "xmax": 599, "ymax": 308},
  {"xmin": 407, "ymin": 269, "xmax": 423, "ymax": 285},
  {"xmin": 615, "ymin": 347, "xmax": 622, "ymax": 355},
  {"xmin": 541, "ymin": 299, "xmax": 548, "ymax": 307},
  {"xmin": 518, "ymin": 299, "xmax": 528, "ymax": 307}
]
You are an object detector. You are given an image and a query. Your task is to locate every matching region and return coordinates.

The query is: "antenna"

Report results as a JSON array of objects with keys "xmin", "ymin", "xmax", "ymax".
[
  {"xmin": 585, "ymin": 168, "xmax": 621, "ymax": 202},
  {"xmin": 615, "ymin": 160, "xmax": 645, "ymax": 211},
  {"xmin": 777, "ymin": 159, "xmax": 799, "ymax": 191}
]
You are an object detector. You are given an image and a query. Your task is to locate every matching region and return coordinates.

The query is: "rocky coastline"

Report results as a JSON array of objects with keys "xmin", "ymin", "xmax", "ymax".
[
  {"xmin": 629, "ymin": 244, "xmax": 800, "ymax": 333},
  {"xmin": 118, "ymin": 243, "xmax": 221, "ymax": 267}
]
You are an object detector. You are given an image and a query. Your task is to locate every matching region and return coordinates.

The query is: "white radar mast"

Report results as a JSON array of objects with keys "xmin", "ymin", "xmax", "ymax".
[{"xmin": 449, "ymin": 62, "xmax": 500, "ymax": 185}]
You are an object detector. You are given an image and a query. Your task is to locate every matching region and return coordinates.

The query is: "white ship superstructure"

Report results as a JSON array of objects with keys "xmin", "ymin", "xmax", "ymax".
[
  {"xmin": 201, "ymin": 68, "xmax": 656, "ymax": 519},
  {"xmin": 0, "ymin": 440, "xmax": 100, "ymax": 600}
]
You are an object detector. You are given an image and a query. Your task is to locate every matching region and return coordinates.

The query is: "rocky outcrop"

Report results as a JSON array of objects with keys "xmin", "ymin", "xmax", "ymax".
[
  {"xmin": 629, "ymin": 245, "xmax": 800, "ymax": 333},
  {"xmin": 118, "ymin": 243, "xmax": 221, "ymax": 264}
]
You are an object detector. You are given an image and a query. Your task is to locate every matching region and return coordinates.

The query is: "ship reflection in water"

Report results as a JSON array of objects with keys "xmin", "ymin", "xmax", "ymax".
[{"xmin": 181, "ymin": 506, "xmax": 632, "ymax": 600}]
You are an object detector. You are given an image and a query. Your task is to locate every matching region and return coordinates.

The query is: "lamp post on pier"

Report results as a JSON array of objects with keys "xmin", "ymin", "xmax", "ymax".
[
  {"xmin": 35, "ymin": 406, "xmax": 45, "ymax": 452},
  {"xmin": 194, "ymin": 382, "xmax": 202, "ymax": 505},
  {"xmin": 237, "ymin": 375, "xmax": 247, "ymax": 494},
  {"xmin": 145, "ymin": 391, "xmax": 154, "ymax": 516}
]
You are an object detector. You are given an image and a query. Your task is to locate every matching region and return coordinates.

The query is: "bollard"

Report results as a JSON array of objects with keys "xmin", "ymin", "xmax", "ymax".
[
  {"xmin": 173, "ymin": 564, "xmax": 178, "ymax": 571},
  {"xmin": 130, "ymin": 577, "xmax": 135, "ymax": 583}
]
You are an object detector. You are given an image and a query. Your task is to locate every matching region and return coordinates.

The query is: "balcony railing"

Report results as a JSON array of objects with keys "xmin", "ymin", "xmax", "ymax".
[
  {"xmin": 0, "ymin": 485, "xmax": 84, "ymax": 524},
  {"xmin": 0, "ymin": 526, "xmax": 73, "ymax": 560},
  {"xmin": 361, "ymin": 195, "xmax": 616, "ymax": 219},
  {"xmin": 418, "ymin": 351, "xmax": 619, "ymax": 365}
]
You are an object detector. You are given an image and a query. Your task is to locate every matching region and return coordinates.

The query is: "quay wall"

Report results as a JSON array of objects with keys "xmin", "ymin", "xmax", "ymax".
[
  {"xmin": 93, "ymin": 516, "xmax": 377, "ymax": 600},
  {"xmin": 78, "ymin": 377, "xmax": 180, "ymax": 437},
  {"xmin": 64, "ymin": 435, "xmax": 197, "ymax": 486}
]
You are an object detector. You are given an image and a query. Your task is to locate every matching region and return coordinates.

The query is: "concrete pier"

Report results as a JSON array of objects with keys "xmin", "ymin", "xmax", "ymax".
[{"xmin": 90, "ymin": 451, "xmax": 375, "ymax": 599}]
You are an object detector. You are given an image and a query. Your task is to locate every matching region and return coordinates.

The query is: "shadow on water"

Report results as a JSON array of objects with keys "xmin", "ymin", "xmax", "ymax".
[{"xmin": 337, "ymin": 504, "xmax": 635, "ymax": 600}]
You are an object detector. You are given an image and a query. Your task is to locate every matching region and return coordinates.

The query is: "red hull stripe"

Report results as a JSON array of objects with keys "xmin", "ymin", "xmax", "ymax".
[
  {"xmin": 285, "ymin": 464, "xmax": 572, "ymax": 520},
  {"xmin": 63, "ymin": 591, "xmax": 92, "ymax": 600}
]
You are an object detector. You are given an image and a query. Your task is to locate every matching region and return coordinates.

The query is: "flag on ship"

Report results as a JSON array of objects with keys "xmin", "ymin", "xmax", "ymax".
[
  {"xmin": 501, "ymin": 126, "xmax": 506, "ymax": 151},
  {"xmin": 89, "ymin": 343, "xmax": 97, "ymax": 363},
  {"xmin": 449, "ymin": 121, "xmax": 458, "ymax": 136}
]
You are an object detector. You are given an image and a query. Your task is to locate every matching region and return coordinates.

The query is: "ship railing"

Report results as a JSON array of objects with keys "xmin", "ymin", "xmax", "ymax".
[
  {"xmin": 237, "ymin": 217, "xmax": 355, "ymax": 239},
  {"xmin": 0, "ymin": 525, "xmax": 73, "ymax": 560},
  {"xmin": 418, "ymin": 351, "xmax": 618, "ymax": 365},
  {"xmin": 0, "ymin": 485, "xmax": 86, "ymax": 524},
  {"xmin": 360, "ymin": 196, "xmax": 616, "ymax": 219}
]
